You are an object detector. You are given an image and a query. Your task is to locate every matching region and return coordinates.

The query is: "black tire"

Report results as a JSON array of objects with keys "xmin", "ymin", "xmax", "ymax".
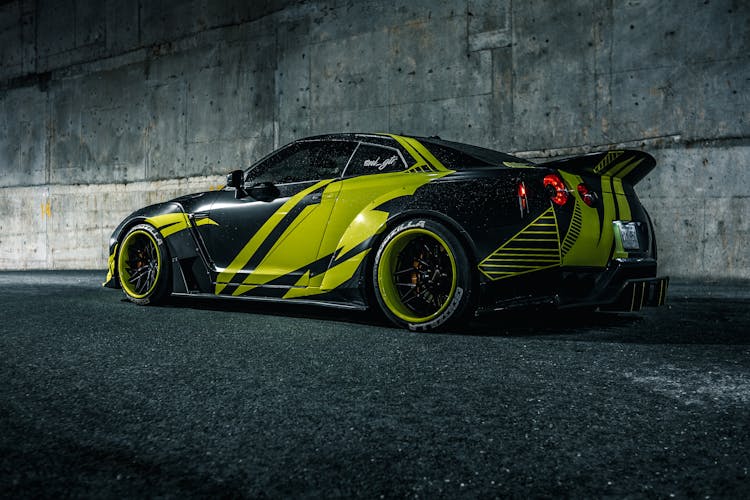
[
  {"xmin": 117, "ymin": 224, "xmax": 171, "ymax": 305},
  {"xmin": 372, "ymin": 218, "xmax": 475, "ymax": 331}
]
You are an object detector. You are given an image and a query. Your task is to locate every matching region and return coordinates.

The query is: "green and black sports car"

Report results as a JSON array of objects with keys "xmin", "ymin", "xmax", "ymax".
[{"xmin": 104, "ymin": 133, "xmax": 668, "ymax": 330}]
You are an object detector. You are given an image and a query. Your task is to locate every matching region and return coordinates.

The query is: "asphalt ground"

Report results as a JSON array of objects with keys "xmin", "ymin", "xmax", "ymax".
[{"xmin": 1, "ymin": 271, "xmax": 749, "ymax": 498}]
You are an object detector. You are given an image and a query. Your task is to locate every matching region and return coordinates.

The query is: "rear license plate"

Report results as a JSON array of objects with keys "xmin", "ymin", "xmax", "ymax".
[{"xmin": 618, "ymin": 222, "xmax": 640, "ymax": 250}]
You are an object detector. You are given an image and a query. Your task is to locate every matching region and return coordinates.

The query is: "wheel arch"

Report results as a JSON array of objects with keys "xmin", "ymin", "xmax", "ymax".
[
  {"xmin": 107, "ymin": 201, "xmax": 190, "ymax": 286},
  {"xmin": 107, "ymin": 216, "xmax": 149, "ymax": 288},
  {"xmin": 382, "ymin": 209, "xmax": 480, "ymax": 268}
]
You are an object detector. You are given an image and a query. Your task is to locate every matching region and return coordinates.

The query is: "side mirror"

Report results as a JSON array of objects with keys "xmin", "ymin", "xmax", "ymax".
[
  {"xmin": 226, "ymin": 169, "xmax": 244, "ymax": 188},
  {"xmin": 248, "ymin": 181, "xmax": 280, "ymax": 202},
  {"xmin": 226, "ymin": 170, "xmax": 246, "ymax": 198}
]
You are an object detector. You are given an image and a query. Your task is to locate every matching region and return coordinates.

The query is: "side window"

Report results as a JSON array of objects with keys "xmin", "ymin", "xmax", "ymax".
[
  {"xmin": 246, "ymin": 141, "xmax": 357, "ymax": 184},
  {"xmin": 246, "ymin": 142, "xmax": 317, "ymax": 184},
  {"xmin": 312, "ymin": 141, "xmax": 357, "ymax": 179},
  {"xmin": 344, "ymin": 144, "xmax": 406, "ymax": 177}
]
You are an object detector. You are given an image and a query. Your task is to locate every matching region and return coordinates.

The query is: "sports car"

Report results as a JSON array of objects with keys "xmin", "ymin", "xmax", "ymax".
[{"xmin": 104, "ymin": 133, "xmax": 669, "ymax": 330}]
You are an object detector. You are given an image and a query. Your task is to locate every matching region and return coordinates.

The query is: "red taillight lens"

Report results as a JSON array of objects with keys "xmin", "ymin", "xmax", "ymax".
[
  {"xmin": 517, "ymin": 181, "xmax": 528, "ymax": 216},
  {"xmin": 577, "ymin": 183, "xmax": 598, "ymax": 207},
  {"xmin": 543, "ymin": 174, "xmax": 568, "ymax": 206}
]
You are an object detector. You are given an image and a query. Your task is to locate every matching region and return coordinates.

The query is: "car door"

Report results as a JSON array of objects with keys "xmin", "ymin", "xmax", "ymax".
[
  {"xmin": 197, "ymin": 140, "xmax": 357, "ymax": 296},
  {"xmin": 301, "ymin": 142, "xmax": 421, "ymax": 293}
]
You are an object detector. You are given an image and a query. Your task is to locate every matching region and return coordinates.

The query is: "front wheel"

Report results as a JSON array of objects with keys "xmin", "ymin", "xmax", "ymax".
[
  {"xmin": 372, "ymin": 219, "xmax": 475, "ymax": 331},
  {"xmin": 117, "ymin": 224, "xmax": 171, "ymax": 305}
]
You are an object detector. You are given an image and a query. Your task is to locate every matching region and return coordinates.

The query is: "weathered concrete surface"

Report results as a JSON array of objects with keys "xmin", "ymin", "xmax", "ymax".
[
  {"xmin": 0, "ymin": 176, "xmax": 224, "ymax": 269},
  {"xmin": 0, "ymin": 0, "xmax": 748, "ymax": 276}
]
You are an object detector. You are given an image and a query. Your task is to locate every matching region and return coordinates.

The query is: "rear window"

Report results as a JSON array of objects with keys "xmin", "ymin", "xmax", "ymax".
[{"xmin": 420, "ymin": 138, "xmax": 533, "ymax": 169}]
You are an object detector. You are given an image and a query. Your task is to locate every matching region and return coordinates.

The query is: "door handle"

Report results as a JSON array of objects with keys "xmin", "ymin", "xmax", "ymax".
[{"xmin": 310, "ymin": 193, "xmax": 322, "ymax": 203}]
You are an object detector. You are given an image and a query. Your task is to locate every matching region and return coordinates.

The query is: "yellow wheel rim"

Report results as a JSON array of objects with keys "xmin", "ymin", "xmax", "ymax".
[
  {"xmin": 118, "ymin": 229, "xmax": 161, "ymax": 299},
  {"xmin": 377, "ymin": 228, "xmax": 457, "ymax": 323}
]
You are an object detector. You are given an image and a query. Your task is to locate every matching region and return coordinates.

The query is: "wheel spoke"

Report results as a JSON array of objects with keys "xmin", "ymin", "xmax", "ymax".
[
  {"xmin": 147, "ymin": 267, "xmax": 157, "ymax": 288},
  {"xmin": 129, "ymin": 267, "xmax": 149, "ymax": 283},
  {"xmin": 400, "ymin": 286, "xmax": 418, "ymax": 304},
  {"xmin": 394, "ymin": 267, "xmax": 417, "ymax": 275},
  {"xmin": 132, "ymin": 273, "xmax": 146, "ymax": 294},
  {"xmin": 388, "ymin": 233, "xmax": 454, "ymax": 318},
  {"xmin": 422, "ymin": 242, "xmax": 437, "ymax": 259}
]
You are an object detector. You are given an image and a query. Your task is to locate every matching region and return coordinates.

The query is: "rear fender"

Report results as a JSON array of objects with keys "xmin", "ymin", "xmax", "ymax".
[{"xmin": 541, "ymin": 151, "xmax": 657, "ymax": 267}]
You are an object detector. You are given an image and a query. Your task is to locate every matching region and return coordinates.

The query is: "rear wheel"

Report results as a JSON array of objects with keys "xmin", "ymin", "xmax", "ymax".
[
  {"xmin": 372, "ymin": 219, "xmax": 474, "ymax": 331},
  {"xmin": 117, "ymin": 224, "xmax": 171, "ymax": 305}
]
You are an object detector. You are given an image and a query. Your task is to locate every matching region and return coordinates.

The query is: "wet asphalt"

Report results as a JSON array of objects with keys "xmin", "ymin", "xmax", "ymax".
[{"xmin": 1, "ymin": 271, "xmax": 749, "ymax": 498}]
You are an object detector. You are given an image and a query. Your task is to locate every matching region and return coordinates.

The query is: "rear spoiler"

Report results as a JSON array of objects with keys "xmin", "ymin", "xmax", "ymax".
[{"xmin": 537, "ymin": 150, "xmax": 656, "ymax": 185}]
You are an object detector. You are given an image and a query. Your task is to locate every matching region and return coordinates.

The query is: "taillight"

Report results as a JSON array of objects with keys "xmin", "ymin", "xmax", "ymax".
[
  {"xmin": 517, "ymin": 181, "xmax": 529, "ymax": 217},
  {"xmin": 577, "ymin": 183, "xmax": 598, "ymax": 207},
  {"xmin": 543, "ymin": 173, "xmax": 569, "ymax": 206}
]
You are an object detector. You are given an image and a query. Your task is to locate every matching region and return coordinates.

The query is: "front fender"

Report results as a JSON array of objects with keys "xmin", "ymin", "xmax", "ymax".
[{"xmin": 102, "ymin": 202, "xmax": 195, "ymax": 288}]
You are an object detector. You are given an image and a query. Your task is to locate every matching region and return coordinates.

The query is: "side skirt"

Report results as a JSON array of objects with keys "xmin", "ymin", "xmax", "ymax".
[{"xmin": 170, "ymin": 292, "xmax": 368, "ymax": 311}]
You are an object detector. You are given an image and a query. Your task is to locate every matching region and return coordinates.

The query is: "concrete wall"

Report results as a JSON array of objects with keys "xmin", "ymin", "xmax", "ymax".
[{"xmin": 0, "ymin": 0, "xmax": 748, "ymax": 278}]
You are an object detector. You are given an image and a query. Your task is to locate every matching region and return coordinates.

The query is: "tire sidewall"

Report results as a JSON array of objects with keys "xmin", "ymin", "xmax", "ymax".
[
  {"xmin": 372, "ymin": 218, "xmax": 473, "ymax": 331},
  {"xmin": 117, "ymin": 223, "xmax": 171, "ymax": 305}
]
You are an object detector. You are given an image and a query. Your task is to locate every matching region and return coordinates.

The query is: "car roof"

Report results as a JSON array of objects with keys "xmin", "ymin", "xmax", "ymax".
[{"xmin": 295, "ymin": 133, "xmax": 533, "ymax": 167}]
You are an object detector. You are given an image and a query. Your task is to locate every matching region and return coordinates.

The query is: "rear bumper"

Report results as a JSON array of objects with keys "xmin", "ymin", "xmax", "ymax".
[
  {"xmin": 480, "ymin": 257, "xmax": 669, "ymax": 312},
  {"xmin": 557, "ymin": 258, "xmax": 669, "ymax": 311},
  {"xmin": 599, "ymin": 276, "xmax": 669, "ymax": 311}
]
